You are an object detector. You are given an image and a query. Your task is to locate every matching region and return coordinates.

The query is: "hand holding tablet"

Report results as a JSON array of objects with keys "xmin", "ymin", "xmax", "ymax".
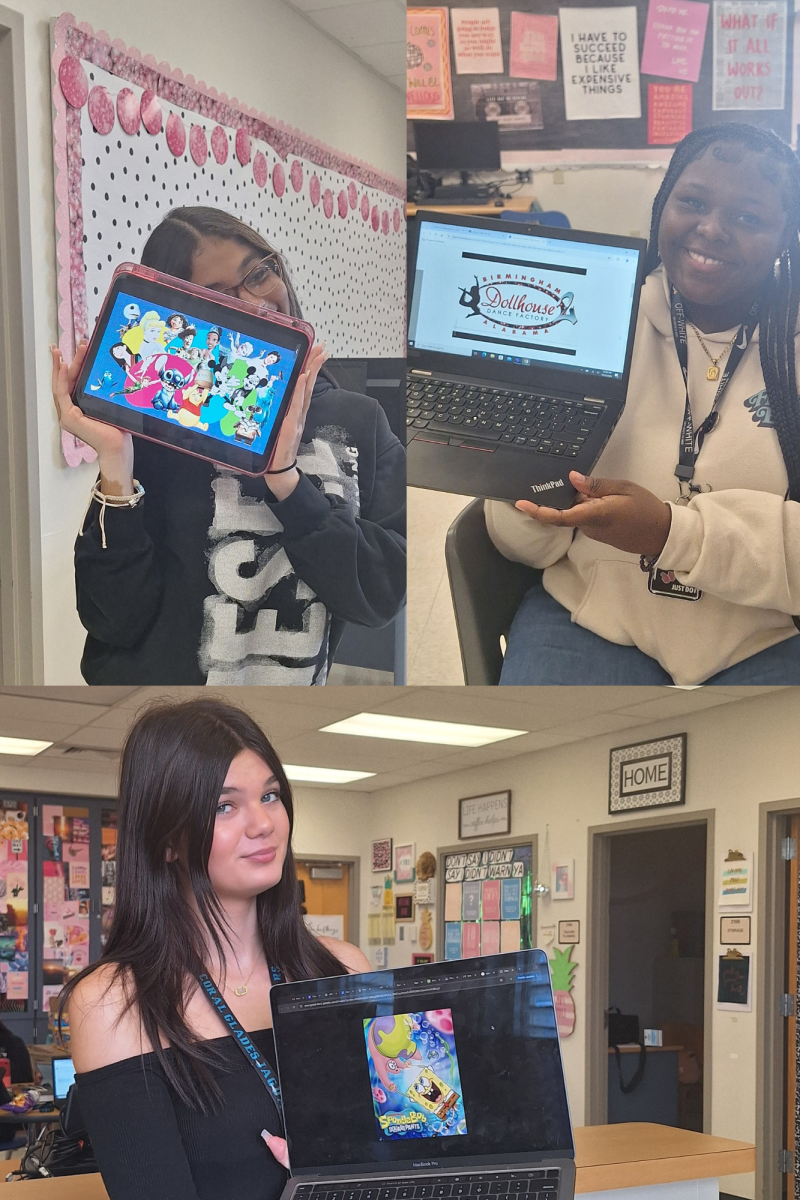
[{"xmin": 57, "ymin": 264, "xmax": 316, "ymax": 478}]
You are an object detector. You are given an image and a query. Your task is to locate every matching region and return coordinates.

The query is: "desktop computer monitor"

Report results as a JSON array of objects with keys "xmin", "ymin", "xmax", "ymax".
[
  {"xmin": 413, "ymin": 121, "xmax": 501, "ymax": 172},
  {"xmin": 53, "ymin": 1057, "xmax": 76, "ymax": 1102}
]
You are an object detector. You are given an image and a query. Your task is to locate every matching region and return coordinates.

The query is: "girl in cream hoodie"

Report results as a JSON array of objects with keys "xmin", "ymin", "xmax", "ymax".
[{"xmin": 487, "ymin": 124, "xmax": 800, "ymax": 685}]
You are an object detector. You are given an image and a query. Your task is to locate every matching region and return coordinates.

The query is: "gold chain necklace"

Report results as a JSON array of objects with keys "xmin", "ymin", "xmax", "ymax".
[
  {"xmin": 688, "ymin": 323, "xmax": 740, "ymax": 382},
  {"xmin": 224, "ymin": 957, "xmax": 263, "ymax": 998}
]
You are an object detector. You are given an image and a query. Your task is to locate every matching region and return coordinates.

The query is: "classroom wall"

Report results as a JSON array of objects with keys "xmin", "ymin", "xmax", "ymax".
[
  {"xmin": 355, "ymin": 688, "xmax": 800, "ymax": 1195},
  {"xmin": 7, "ymin": 0, "xmax": 403, "ymax": 683}
]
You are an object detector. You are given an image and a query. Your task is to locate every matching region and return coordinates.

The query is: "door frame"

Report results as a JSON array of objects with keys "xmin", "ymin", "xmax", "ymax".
[
  {"xmin": 756, "ymin": 797, "xmax": 800, "ymax": 1200},
  {"xmin": 293, "ymin": 853, "xmax": 361, "ymax": 948},
  {"xmin": 0, "ymin": 6, "xmax": 44, "ymax": 683},
  {"xmin": 585, "ymin": 808, "xmax": 716, "ymax": 1129}
]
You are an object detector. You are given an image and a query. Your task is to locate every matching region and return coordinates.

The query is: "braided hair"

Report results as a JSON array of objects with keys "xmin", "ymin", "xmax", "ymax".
[{"xmin": 643, "ymin": 124, "xmax": 800, "ymax": 500}]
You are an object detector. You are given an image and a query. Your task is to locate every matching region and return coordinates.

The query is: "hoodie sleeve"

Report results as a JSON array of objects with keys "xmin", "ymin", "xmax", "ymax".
[
  {"xmin": 656, "ymin": 490, "xmax": 800, "ymax": 613},
  {"xmin": 485, "ymin": 499, "xmax": 574, "ymax": 568},
  {"xmin": 74, "ymin": 500, "xmax": 164, "ymax": 648},
  {"xmin": 268, "ymin": 406, "xmax": 406, "ymax": 626}
]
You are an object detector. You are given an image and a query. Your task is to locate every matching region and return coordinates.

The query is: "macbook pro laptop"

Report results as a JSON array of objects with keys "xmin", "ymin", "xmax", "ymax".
[
  {"xmin": 271, "ymin": 949, "xmax": 575, "ymax": 1200},
  {"xmin": 407, "ymin": 211, "xmax": 647, "ymax": 508}
]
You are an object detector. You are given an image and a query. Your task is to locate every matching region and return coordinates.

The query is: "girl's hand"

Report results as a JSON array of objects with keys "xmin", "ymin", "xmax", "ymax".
[
  {"xmin": 261, "ymin": 1130, "xmax": 290, "ymax": 1169},
  {"xmin": 264, "ymin": 343, "xmax": 328, "ymax": 501},
  {"xmin": 515, "ymin": 470, "xmax": 673, "ymax": 559},
  {"xmin": 51, "ymin": 341, "xmax": 135, "ymax": 495}
]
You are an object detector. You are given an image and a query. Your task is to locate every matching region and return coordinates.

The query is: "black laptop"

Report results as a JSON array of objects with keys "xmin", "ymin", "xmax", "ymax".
[
  {"xmin": 407, "ymin": 211, "xmax": 646, "ymax": 508},
  {"xmin": 270, "ymin": 949, "xmax": 575, "ymax": 1200}
]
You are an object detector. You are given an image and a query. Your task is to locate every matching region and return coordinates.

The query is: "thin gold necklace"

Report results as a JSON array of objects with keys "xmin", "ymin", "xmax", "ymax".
[
  {"xmin": 688, "ymin": 323, "xmax": 740, "ymax": 381},
  {"xmin": 224, "ymin": 957, "xmax": 263, "ymax": 998}
]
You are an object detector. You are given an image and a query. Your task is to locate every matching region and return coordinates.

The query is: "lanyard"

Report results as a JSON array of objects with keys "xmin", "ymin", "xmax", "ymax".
[
  {"xmin": 670, "ymin": 286, "xmax": 759, "ymax": 502},
  {"xmin": 197, "ymin": 965, "xmax": 285, "ymax": 1115}
]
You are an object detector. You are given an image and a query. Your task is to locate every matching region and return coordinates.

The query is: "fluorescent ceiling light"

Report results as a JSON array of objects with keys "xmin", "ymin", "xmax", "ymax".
[
  {"xmin": 0, "ymin": 736, "xmax": 53, "ymax": 757},
  {"xmin": 283, "ymin": 764, "xmax": 375, "ymax": 785},
  {"xmin": 319, "ymin": 713, "xmax": 527, "ymax": 747}
]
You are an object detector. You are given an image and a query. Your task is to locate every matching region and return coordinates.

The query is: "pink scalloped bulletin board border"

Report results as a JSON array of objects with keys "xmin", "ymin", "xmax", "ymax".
[{"xmin": 51, "ymin": 13, "xmax": 405, "ymax": 464}]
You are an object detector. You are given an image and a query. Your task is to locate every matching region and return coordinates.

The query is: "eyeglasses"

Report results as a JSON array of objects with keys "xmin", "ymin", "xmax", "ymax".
[{"xmin": 221, "ymin": 253, "xmax": 287, "ymax": 304}]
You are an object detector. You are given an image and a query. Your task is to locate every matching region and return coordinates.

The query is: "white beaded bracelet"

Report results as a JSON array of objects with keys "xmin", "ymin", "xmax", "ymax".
[{"xmin": 80, "ymin": 479, "xmax": 145, "ymax": 549}]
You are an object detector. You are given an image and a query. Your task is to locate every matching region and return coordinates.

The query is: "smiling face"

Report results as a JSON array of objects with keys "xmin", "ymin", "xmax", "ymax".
[
  {"xmin": 206, "ymin": 749, "xmax": 290, "ymax": 903},
  {"xmin": 658, "ymin": 144, "xmax": 789, "ymax": 325}
]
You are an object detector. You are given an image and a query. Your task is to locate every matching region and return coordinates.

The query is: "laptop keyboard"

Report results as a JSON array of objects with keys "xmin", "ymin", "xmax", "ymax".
[
  {"xmin": 295, "ymin": 1170, "xmax": 560, "ymax": 1200},
  {"xmin": 407, "ymin": 375, "xmax": 602, "ymax": 457}
]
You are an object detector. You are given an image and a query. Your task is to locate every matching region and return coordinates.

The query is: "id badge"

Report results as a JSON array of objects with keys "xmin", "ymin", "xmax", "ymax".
[{"xmin": 648, "ymin": 567, "xmax": 702, "ymax": 601}]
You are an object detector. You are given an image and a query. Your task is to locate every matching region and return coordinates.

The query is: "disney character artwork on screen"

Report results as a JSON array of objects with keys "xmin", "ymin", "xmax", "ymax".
[
  {"xmin": 92, "ymin": 292, "xmax": 292, "ymax": 452},
  {"xmin": 363, "ymin": 1010, "xmax": 468, "ymax": 1141},
  {"xmin": 72, "ymin": 263, "xmax": 314, "ymax": 476}
]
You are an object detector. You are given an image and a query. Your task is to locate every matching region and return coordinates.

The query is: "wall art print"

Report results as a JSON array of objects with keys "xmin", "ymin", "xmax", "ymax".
[{"xmin": 52, "ymin": 13, "xmax": 406, "ymax": 466}]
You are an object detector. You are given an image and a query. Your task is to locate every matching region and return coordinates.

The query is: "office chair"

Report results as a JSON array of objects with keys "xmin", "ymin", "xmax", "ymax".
[{"xmin": 445, "ymin": 498, "xmax": 542, "ymax": 685}]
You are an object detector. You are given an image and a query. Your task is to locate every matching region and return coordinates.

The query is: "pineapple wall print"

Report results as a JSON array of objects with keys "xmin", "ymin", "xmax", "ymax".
[{"xmin": 549, "ymin": 945, "xmax": 577, "ymax": 1037}]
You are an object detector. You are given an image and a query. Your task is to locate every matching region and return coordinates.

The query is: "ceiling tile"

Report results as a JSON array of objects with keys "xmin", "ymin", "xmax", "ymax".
[
  {"xmin": 0, "ymin": 687, "xmax": 137, "ymax": 706},
  {"xmin": 614, "ymin": 691, "xmax": 747, "ymax": 721},
  {"xmin": 0, "ymin": 695, "xmax": 111, "ymax": 727}
]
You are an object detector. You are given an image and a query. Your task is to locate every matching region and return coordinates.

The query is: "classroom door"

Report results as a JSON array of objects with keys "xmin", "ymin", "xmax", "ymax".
[
  {"xmin": 295, "ymin": 861, "xmax": 350, "ymax": 943},
  {"xmin": 606, "ymin": 822, "xmax": 707, "ymax": 1132},
  {"xmin": 784, "ymin": 814, "xmax": 798, "ymax": 1199}
]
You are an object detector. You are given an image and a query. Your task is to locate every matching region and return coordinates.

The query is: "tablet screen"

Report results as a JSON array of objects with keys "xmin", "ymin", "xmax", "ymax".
[{"xmin": 75, "ymin": 272, "xmax": 311, "ymax": 473}]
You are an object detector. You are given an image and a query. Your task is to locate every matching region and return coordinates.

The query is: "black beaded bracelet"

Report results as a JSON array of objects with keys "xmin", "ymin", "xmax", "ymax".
[
  {"xmin": 265, "ymin": 459, "xmax": 298, "ymax": 476},
  {"xmin": 639, "ymin": 554, "xmax": 659, "ymax": 573}
]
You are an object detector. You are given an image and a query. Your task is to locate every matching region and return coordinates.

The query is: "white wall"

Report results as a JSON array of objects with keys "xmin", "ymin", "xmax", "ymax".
[
  {"xmin": 352, "ymin": 689, "xmax": 800, "ymax": 1195},
  {"xmin": 8, "ymin": 0, "xmax": 403, "ymax": 682}
]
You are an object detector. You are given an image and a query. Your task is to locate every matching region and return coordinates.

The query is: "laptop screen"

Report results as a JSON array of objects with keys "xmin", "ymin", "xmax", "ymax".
[
  {"xmin": 409, "ymin": 218, "xmax": 641, "ymax": 381},
  {"xmin": 271, "ymin": 949, "xmax": 573, "ymax": 1174},
  {"xmin": 53, "ymin": 1057, "xmax": 76, "ymax": 1101}
]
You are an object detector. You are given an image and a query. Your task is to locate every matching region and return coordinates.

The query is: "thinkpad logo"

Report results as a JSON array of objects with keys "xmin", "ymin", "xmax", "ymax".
[{"xmin": 531, "ymin": 479, "xmax": 565, "ymax": 494}]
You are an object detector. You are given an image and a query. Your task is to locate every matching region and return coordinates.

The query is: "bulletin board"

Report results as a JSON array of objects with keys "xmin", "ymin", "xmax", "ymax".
[
  {"xmin": 51, "ymin": 13, "xmax": 406, "ymax": 384},
  {"xmin": 437, "ymin": 835, "xmax": 536, "ymax": 961},
  {"xmin": 408, "ymin": 0, "xmax": 794, "ymax": 157}
]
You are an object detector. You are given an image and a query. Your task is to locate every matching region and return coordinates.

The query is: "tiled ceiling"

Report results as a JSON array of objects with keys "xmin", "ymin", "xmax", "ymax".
[
  {"xmin": 0, "ymin": 686, "xmax": 786, "ymax": 794},
  {"xmin": 282, "ymin": 0, "xmax": 406, "ymax": 91}
]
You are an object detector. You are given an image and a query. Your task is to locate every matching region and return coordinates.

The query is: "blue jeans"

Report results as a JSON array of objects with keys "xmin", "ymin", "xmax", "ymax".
[{"xmin": 499, "ymin": 584, "xmax": 800, "ymax": 685}]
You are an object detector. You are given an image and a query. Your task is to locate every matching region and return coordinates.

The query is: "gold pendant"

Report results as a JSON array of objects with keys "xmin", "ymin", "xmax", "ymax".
[
  {"xmin": 233, "ymin": 985, "xmax": 248, "ymax": 997},
  {"xmin": 707, "ymin": 365, "xmax": 720, "ymax": 381}
]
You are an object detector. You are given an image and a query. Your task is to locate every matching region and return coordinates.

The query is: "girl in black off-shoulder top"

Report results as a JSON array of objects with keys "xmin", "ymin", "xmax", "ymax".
[
  {"xmin": 77, "ymin": 1030, "xmax": 284, "ymax": 1200},
  {"xmin": 61, "ymin": 697, "xmax": 370, "ymax": 1200}
]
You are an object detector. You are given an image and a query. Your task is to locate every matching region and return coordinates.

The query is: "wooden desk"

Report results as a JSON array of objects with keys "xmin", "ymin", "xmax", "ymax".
[
  {"xmin": 0, "ymin": 1124, "xmax": 755, "ymax": 1197},
  {"xmin": 408, "ymin": 198, "xmax": 534, "ymax": 217},
  {"xmin": 574, "ymin": 1123, "xmax": 755, "ymax": 1196}
]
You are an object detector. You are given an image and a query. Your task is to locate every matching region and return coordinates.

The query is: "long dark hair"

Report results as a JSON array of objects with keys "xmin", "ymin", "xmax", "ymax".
[
  {"xmin": 60, "ymin": 697, "xmax": 346, "ymax": 1109},
  {"xmin": 140, "ymin": 206, "xmax": 303, "ymax": 319},
  {"xmin": 643, "ymin": 123, "xmax": 800, "ymax": 500}
]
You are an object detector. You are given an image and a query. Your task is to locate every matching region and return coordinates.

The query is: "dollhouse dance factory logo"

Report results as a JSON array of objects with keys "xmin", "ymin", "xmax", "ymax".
[{"xmin": 458, "ymin": 273, "xmax": 578, "ymax": 337}]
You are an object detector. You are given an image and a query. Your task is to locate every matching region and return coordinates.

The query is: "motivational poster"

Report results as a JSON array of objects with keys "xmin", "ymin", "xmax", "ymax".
[
  {"xmin": 510, "ymin": 12, "xmax": 560, "ymax": 80},
  {"xmin": 481, "ymin": 879, "xmax": 502, "ymax": 921},
  {"xmin": 462, "ymin": 880, "xmax": 482, "ymax": 920},
  {"xmin": 452, "ymin": 7, "xmax": 504, "ymax": 73},
  {"xmin": 461, "ymin": 922, "xmax": 481, "ymax": 957},
  {"xmin": 471, "ymin": 81, "xmax": 544, "ymax": 129},
  {"xmin": 559, "ymin": 7, "xmax": 642, "ymax": 120},
  {"xmin": 648, "ymin": 82, "xmax": 693, "ymax": 141},
  {"xmin": 712, "ymin": 0, "xmax": 786, "ymax": 109},
  {"xmin": 445, "ymin": 922, "xmax": 463, "ymax": 959},
  {"xmin": 480, "ymin": 921, "xmax": 501, "ymax": 955},
  {"xmin": 407, "ymin": 7, "xmax": 455, "ymax": 120},
  {"xmin": 641, "ymin": 0, "xmax": 710, "ymax": 81},
  {"xmin": 500, "ymin": 920, "xmax": 521, "ymax": 952},
  {"xmin": 501, "ymin": 877, "xmax": 521, "ymax": 920}
]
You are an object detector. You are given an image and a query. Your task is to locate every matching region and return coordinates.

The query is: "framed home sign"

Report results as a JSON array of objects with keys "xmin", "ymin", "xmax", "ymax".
[{"xmin": 609, "ymin": 734, "xmax": 687, "ymax": 813}]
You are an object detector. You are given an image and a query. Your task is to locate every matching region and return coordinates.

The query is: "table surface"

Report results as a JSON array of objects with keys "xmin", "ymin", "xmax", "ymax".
[
  {"xmin": 0, "ymin": 1108, "xmax": 59, "ymax": 1124},
  {"xmin": 407, "ymin": 198, "xmax": 534, "ymax": 216},
  {"xmin": 0, "ymin": 1123, "xmax": 756, "ymax": 1197}
]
